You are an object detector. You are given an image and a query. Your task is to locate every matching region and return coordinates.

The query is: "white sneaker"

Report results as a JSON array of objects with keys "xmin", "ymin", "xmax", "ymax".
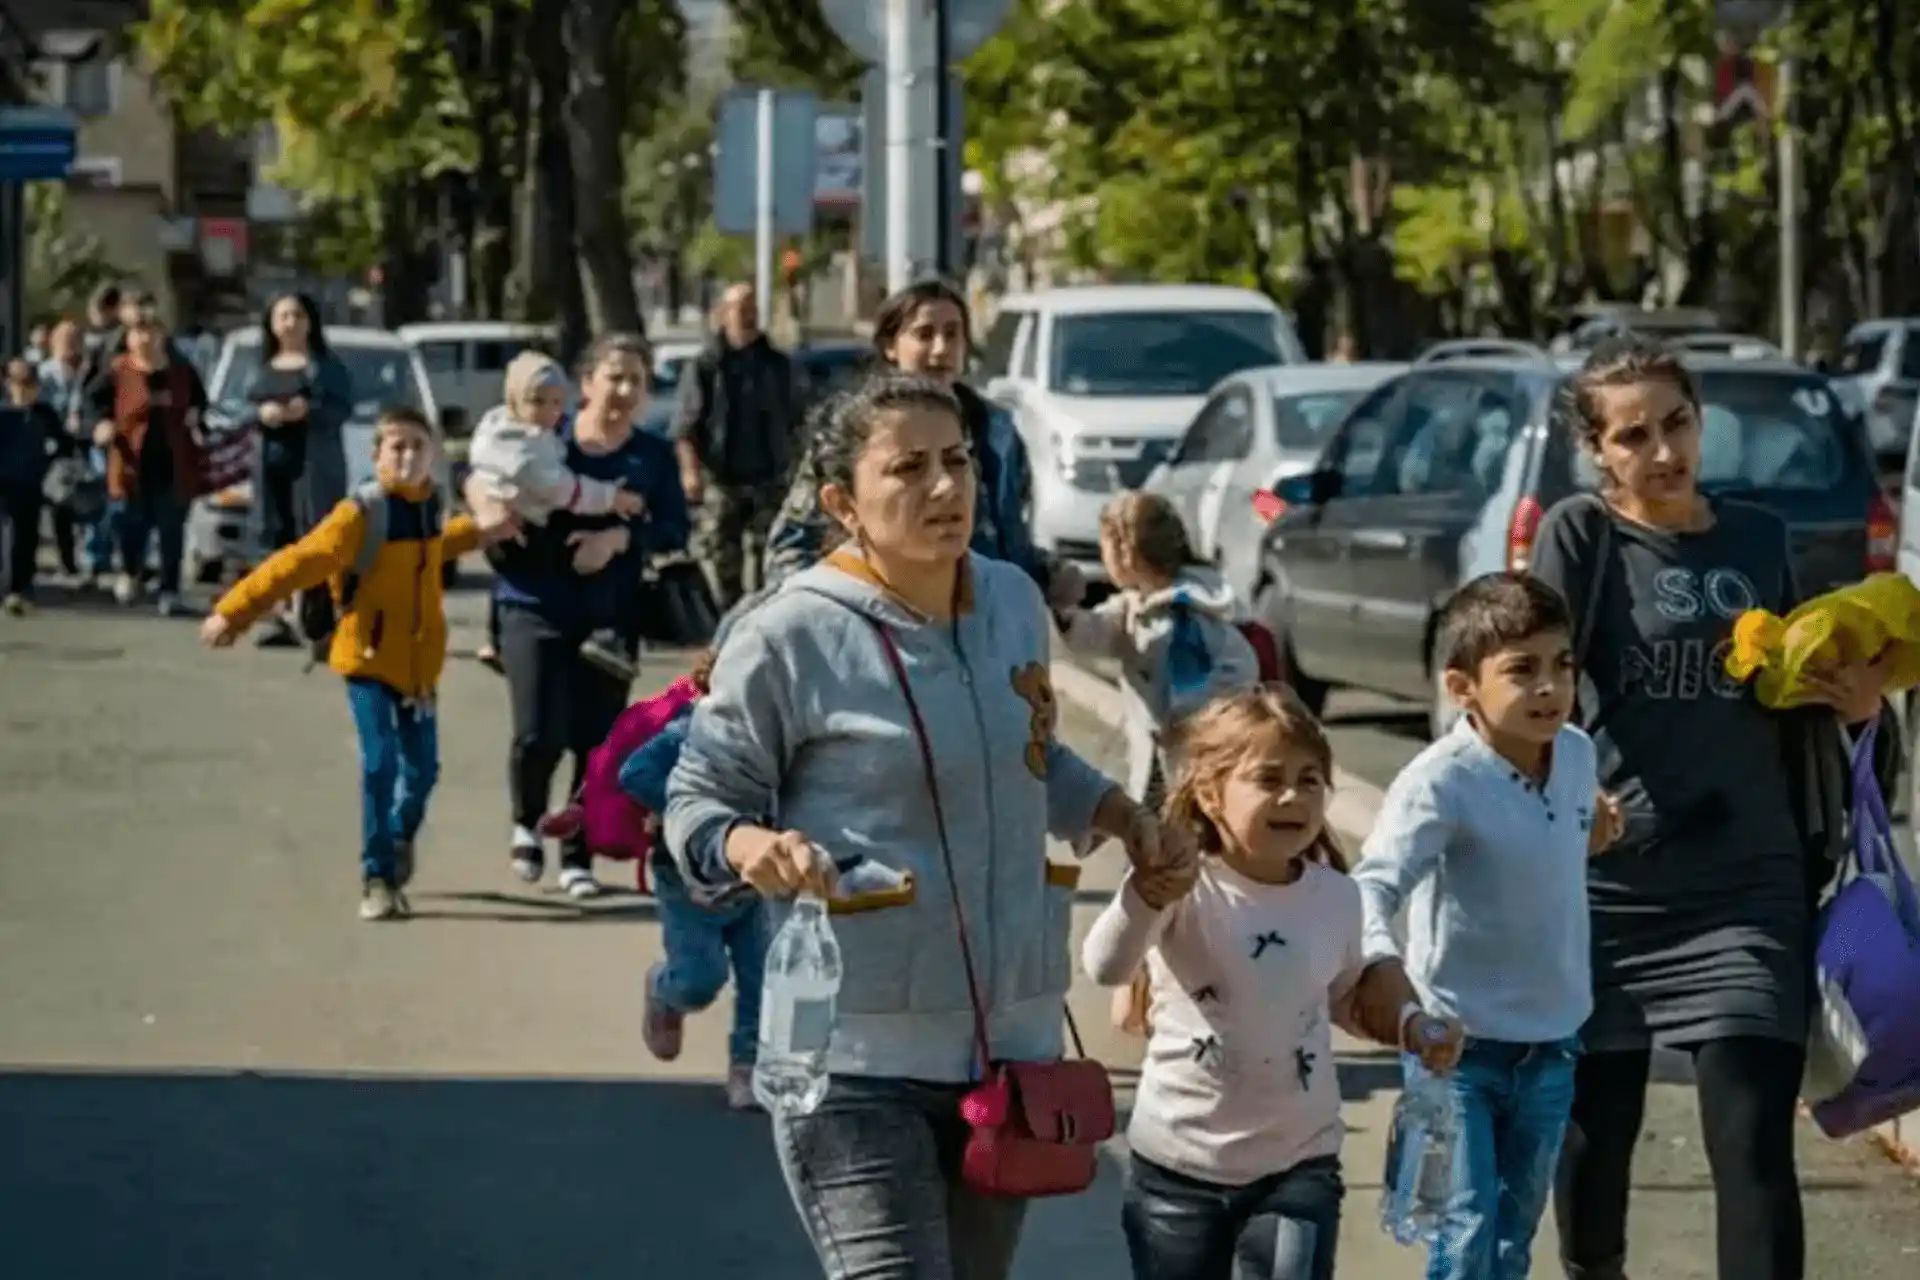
[
  {"xmin": 360, "ymin": 881, "xmax": 402, "ymax": 921},
  {"xmin": 559, "ymin": 867, "xmax": 602, "ymax": 900},
  {"xmin": 112, "ymin": 574, "xmax": 140, "ymax": 605},
  {"xmin": 155, "ymin": 592, "xmax": 184, "ymax": 618}
]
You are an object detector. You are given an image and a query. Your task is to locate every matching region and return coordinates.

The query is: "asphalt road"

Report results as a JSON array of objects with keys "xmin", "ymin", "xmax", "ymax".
[{"xmin": 0, "ymin": 583, "xmax": 1915, "ymax": 1279}]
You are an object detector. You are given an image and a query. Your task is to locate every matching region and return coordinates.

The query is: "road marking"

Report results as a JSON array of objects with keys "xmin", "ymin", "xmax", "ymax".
[{"xmin": 1049, "ymin": 660, "xmax": 1388, "ymax": 842}]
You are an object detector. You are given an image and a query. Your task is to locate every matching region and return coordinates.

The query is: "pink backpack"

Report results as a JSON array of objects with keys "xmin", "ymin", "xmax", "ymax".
[{"xmin": 539, "ymin": 675, "xmax": 700, "ymax": 892}]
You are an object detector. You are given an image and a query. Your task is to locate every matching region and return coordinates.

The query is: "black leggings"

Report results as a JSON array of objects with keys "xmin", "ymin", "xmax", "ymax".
[
  {"xmin": 1555, "ymin": 1036, "xmax": 1805, "ymax": 1280},
  {"xmin": 498, "ymin": 602, "xmax": 630, "ymax": 871}
]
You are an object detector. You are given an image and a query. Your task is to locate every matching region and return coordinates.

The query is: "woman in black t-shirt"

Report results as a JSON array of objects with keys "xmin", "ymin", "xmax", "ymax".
[
  {"xmin": 1533, "ymin": 334, "xmax": 1889, "ymax": 1280},
  {"xmin": 242, "ymin": 293, "xmax": 352, "ymax": 646}
]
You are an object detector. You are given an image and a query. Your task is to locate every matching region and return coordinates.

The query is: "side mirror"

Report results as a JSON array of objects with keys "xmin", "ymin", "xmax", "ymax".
[
  {"xmin": 984, "ymin": 377, "xmax": 1017, "ymax": 405},
  {"xmin": 439, "ymin": 405, "xmax": 468, "ymax": 435}
]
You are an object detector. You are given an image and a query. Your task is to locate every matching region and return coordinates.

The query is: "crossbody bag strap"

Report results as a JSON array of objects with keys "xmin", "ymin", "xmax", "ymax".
[
  {"xmin": 864, "ymin": 617, "xmax": 1091, "ymax": 1069},
  {"xmin": 865, "ymin": 618, "xmax": 996, "ymax": 1077}
]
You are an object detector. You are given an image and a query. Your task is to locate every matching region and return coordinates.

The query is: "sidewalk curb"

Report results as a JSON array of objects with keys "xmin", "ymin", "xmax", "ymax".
[{"xmin": 1048, "ymin": 660, "xmax": 1387, "ymax": 844}]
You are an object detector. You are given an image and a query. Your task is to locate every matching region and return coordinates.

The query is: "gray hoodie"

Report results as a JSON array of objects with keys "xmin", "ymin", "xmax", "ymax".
[
  {"xmin": 1059, "ymin": 566, "xmax": 1259, "ymax": 800},
  {"xmin": 665, "ymin": 551, "xmax": 1117, "ymax": 1082}
]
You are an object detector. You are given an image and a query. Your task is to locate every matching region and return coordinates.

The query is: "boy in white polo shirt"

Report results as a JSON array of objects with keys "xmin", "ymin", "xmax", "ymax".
[{"xmin": 1354, "ymin": 572, "xmax": 1620, "ymax": 1280}]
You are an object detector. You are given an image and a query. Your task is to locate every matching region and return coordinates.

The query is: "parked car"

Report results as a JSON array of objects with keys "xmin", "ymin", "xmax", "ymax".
[
  {"xmin": 1834, "ymin": 318, "xmax": 1920, "ymax": 482},
  {"xmin": 1143, "ymin": 361, "xmax": 1406, "ymax": 607},
  {"xmin": 399, "ymin": 321, "xmax": 556, "ymax": 435},
  {"xmin": 1255, "ymin": 346, "xmax": 1891, "ymax": 734},
  {"xmin": 185, "ymin": 327, "xmax": 460, "ymax": 585},
  {"xmin": 974, "ymin": 284, "xmax": 1309, "ymax": 581},
  {"xmin": 794, "ymin": 339, "xmax": 873, "ymax": 407}
]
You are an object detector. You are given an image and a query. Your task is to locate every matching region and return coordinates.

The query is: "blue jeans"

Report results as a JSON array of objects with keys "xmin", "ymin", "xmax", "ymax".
[
  {"xmin": 1122, "ymin": 1153, "xmax": 1343, "ymax": 1280},
  {"xmin": 1408, "ymin": 1035, "xmax": 1580, "ymax": 1280},
  {"xmin": 345, "ymin": 679, "xmax": 440, "ymax": 882},
  {"xmin": 773, "ymin": 1076, "xmax": 1028, "ymax": 1280},
  {"xmin": 115, "ymin": 489, "xmax": 186, "ymax": 593},
  {"xmin": 85, "ymin": 449, "xmax": 114, "ymax": 573},
  {"xmin": 651, "ymin": 859, "xmax": 768, "ymax": 1065}
]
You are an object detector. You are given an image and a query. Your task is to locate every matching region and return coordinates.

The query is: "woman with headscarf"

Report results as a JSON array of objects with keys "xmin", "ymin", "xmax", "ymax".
[{"xmin": 240, "ymin": 292, "xmax": 354, "ymax": 646}]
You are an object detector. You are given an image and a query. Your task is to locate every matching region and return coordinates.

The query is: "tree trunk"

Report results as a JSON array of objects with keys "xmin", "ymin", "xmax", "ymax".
[
  {"xmin": 521, "ymin": 12, "xmax": 589, "ymax": 360},
  {"xmin": 562, "ymin": 0, "xmax": 644, "ymax": 337},
  {"xmin": 468, "ymin": 0, "xmax": 524, "ymax": 319},
  {"xmin": 377, "ymin": 179, "xmax": 434, "ymax": 328}
]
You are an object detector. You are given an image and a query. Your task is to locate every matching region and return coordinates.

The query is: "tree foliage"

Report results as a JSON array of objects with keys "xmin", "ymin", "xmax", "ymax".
[
  {"xmin": 140, "ymin": 0, "xmax": 473, "ymax": 202},
  {"xmin": 954, "ymin": 0, "xmax": 1920, "ymax": 351}
]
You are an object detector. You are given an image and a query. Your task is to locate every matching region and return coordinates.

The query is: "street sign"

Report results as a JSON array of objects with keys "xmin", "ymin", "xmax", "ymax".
[
  {"xmin": 0, "ymin": 106, "xmax": 78, "ymax": 182},
  {"xmin": 712, "ymin": 88, "xmax": 819, "ymax": 237},
  {"xmin": 820, "ymin": 0, "xmax": 1013, "ymax": 64},
  {"xmin": 859, "ymin": 69, "xmax": 963, "ymax": 273}
]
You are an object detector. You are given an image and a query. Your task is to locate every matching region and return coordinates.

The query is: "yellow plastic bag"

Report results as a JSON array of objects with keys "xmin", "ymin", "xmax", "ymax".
[{"xmin": 1724, "ymin": 572, "xmax": 1920, "ymax": 708}]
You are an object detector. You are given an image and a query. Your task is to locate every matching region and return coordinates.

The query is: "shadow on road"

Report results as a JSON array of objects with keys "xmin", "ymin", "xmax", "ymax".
[{"xmin": 0, "ymin": 1068, "xmax": 1134, "ymax": 1280}]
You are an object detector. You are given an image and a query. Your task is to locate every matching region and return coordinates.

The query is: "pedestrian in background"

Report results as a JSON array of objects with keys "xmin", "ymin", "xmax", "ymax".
[
  {"xmin": 0, "ymin": 357, "xmax": 59, "ymax": 614},
  {"xmin": 201, "ymin": 407, "xmax": 498, "ymax": 921},
  {"xmin": 672, "ymin": 280, "xmax": 800, "ymax": 611},
  {"xmin": 1058, "ymin": 490, "xmax": 1259, "ymax": 811},
  {"xmin": 761, "ymin": 278, "xmax": 1080, "ymax": 611},
  {"xmin": 86, "ymin": 295, "xmax": 207, "ymax": 616},
  {"xmin": 473, "ymin": 332, "xmax": 688, "ymax": 900},
  {"xmin": 45, "ymin": 312, "xmax": 117, "ymax": 587},
  {"xmin": 240, "ymin": 292, "xmax": 355, "ymax": 648}
]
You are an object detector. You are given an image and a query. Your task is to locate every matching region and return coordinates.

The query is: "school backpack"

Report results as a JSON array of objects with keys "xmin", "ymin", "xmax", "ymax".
[
  {"xmin": 538, "ymin": 675, "xmax": 701, "ymax": 893},
  {"xmin": 299, "ymin": 481, "xmax": 443, "ymax": 660}
]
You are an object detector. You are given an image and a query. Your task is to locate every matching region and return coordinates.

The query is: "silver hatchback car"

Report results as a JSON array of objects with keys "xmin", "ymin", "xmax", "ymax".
[{"xmin": 1143, "ymin": 362, "xmax": 1406, "ymax": 605}]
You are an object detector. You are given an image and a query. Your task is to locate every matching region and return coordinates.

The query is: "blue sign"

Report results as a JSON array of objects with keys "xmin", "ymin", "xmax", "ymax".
[
  {"xmin": 713, "ymin": 88, "xmax": 818, "ymax": 237},
  {"xmin": 0, "ymin": 107, "xmax": 78, "ymax": 182}
]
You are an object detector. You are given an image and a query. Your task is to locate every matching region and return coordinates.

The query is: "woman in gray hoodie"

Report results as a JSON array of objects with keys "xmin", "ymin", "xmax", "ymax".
[{"xmin": 666, "ymin": 373, "xmax": 1188, "ymax": 1280}]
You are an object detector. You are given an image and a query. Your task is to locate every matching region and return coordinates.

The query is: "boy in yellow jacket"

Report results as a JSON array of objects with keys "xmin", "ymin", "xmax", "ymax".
[{"xmin": 201, "ymin": 407, "xmax": 494, "ymax": 920}]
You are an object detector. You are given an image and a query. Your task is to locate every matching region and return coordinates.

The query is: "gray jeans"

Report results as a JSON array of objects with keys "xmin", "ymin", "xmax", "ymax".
[{"xmin": 773, "ymin": 1076, "xmax": 1029, "ymax": 1280}]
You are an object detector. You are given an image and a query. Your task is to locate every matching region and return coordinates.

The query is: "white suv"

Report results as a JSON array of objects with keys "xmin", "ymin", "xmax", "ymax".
[{"xmin": 976, "ymin": 285, "xmax": 1305, "ymax": 579}]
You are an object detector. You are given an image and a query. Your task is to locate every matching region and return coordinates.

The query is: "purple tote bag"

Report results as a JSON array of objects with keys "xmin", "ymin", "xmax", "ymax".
[{"xmin": 1803, "ymin": 718, "xmax": 1920, "ymax": 1139}]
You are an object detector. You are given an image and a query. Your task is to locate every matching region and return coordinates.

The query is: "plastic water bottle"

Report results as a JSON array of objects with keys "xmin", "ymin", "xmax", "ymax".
[
  {"xmin": 1380, "ymin": 1017, "xmax": 1462, "ymax": 1246},
  {"xmin": 753, "ymin": 891, "xmax": 842, "ymax": 1117}
]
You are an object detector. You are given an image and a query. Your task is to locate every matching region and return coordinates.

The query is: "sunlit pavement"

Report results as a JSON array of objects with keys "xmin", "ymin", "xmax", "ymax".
[{"xmin": 0, "ymin": 584, "xmax": 1914, "ymax": 1278}]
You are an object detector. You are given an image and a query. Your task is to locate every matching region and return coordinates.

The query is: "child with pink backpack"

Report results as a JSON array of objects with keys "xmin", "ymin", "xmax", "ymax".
[{"xmin": 540, "ymin": 642, "xmax": 768, "ymax": 1111}]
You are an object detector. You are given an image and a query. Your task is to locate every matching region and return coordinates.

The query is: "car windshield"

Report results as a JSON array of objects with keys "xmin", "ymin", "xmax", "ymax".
[
  {"xmin": 1272, "ymin": 389, "xmax": 1367, "ymax": 450},
  {"xmin": 1573, "ymin": 371, "xmax": 1855, "ymax": 493},
  {"xmin": 1050, "ymin": 311, "xmax": 1284, "ymax": 397},
  {"xmin": 215, "ymin": 342, "xmax": 427, "ymax": 420}
]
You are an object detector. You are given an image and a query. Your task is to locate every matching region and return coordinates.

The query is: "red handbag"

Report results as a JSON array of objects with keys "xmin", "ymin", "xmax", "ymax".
[{"xmin": 868, "ymin": 619, "xmax": 1117, "ymax": 1198}]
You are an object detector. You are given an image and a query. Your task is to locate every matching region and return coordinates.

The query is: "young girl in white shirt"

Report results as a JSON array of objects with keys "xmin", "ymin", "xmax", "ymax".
[{"xmin": 1083, "ymin": 686, "xmax": 1460, "ymax": 1280}]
